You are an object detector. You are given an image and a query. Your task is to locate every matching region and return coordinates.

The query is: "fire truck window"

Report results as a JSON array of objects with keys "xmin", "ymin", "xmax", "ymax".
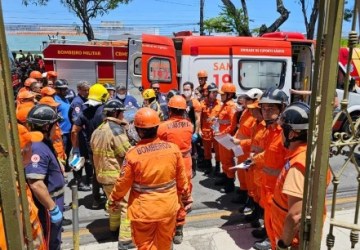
[
  {"xmin": 148, "ymin": 58, "xmax": 171, "ymax": 82},
  {"xmin": 134, "ymin": 57, "xmax": 142, "ymax": 75},
  {"xmin": 238, "ymin": 60, "xmax": 285, "ymax": 90}
]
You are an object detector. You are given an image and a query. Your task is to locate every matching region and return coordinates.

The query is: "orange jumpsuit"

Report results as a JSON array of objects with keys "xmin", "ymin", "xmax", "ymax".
[
  {"xmin": 234, "ymin": 109, "xmax": 256, "ymax": 190},
  {"xmin": 200, "ymin": 99, "xmax": 221, "ymax": 162},
  {"xmin": 241, "ymin": 121, "xmax": 267, "ymax": 202},
  {"xmin": 157, "ymin": 116, "xmax": 193, "ymax": 226},
  {"xmin": 257, "ymin": 124, "xmax": 287, "ymax": 242},
  {"xmin": 217, "ymin": 100, "xmax": 236, "ymax": 178},
  {"xmin": 50, "ymin": 123, "xmax": 66, "ymax": 162},
  {"xmin": 109, "ymin": 137, "xmax": 190, "ymax": 250},
  {"xmin": 269, "ymin": 143, "xmax": 331, "ymax": 249}
]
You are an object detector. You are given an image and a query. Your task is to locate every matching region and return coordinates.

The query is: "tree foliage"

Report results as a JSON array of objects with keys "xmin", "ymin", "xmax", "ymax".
[
  {"xmin": 22, "ymin": 0, "xmax": 132, "ymax": 41},
  {"xmin": 203, "ymin": 16, "xmax": 233, "ymax": 35}
]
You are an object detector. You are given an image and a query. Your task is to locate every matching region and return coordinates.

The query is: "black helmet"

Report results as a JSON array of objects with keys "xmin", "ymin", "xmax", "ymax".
[
  {"xmin": 166, "ymin": 89, "xmax": 180, "ymax": 101},
  {"xmin": 104, "ymin": 99, "xmax": 125, "ymax": 112},
  {"xmin": 280, "ymin": 102, "xmax": 310, "ymax": 131},
  {"xmin": 65, "ymin": 88, "xmax": 76, "ymax": 101},
  {"xmin": 54, "ymin": 79, "xmax": 69, "ymax": 89},
  {"xmin": 259, "ymin": 87, "xmax": 289, "ymax": 105},
  {"xmin": 103, "ymin": 83, "xmax": 116, "ymax": 91},
  {"xmin": 207, "ymin": 82, "xmax": 218, "ymax": 92},
  {"xmin": 27, "ymin": 104, "xmax": 60, "ymax": 127}
]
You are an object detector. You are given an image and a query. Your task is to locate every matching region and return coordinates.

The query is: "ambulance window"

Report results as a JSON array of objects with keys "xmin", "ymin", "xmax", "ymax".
[
  {"xmin": 148, "ymin": 58, "xmax": 171, "ymax": 82},
  {"xmin": 238, "ymin": 60, "xmax": 286, "ymax": 89},
  {"xmin": 134, "ymin": 57, "xmax": 142, "ymax": 75}
]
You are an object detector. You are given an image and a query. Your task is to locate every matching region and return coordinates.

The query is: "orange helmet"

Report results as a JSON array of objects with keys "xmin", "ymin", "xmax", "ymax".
[
  {"xmin": 16, "ymin": 105, "xmax": 34, "ymax": 124},
  {"xmin": 29, "ymin": 71, "xmax": 42, "ymax": 79},
  {"xmin": 219, "ymin": 83, "xmax": 236, "ymax": 94},
  {"xmin": 197, "ymin": 70, "xmax": 208, "ymax": 78},
  {"xmin": 47, "ymin": 71, "xmax": 58, "ymax": 79},
  {"xmin": 38, "ymin": 96, "xmax": 60, "ymax": 108},
  {"xmin": 24, "ymin": 78, "xmax": 38, "ymax": 87},
  {"xmin": 17, "ymin": 90, "xmax": 36, "ymax": 100},
  {"xmin": 40, "ymin": 86, "xmax": 56, "ymax": 97},
  {"xmin": 168, "ymin": 95, "xmax": 187, "ymax": 110},
  {"xmin": 134, "ymin": 107, "xmax": 161, "ymax": 128}
]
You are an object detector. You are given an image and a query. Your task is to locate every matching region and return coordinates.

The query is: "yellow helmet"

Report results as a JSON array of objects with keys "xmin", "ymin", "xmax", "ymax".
[
  {"xmin": 142, "ymin": 89, "xmax": 156, "ymax": 100},
  {"xmin": 88, "ymin": 83, "xmax": 109, "ymax": 103}
]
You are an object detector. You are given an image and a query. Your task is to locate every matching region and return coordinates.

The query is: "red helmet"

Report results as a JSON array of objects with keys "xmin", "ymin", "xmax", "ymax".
[{"xmin": 134, "ymin": 107, "xmax": 161, "ymax": 128}]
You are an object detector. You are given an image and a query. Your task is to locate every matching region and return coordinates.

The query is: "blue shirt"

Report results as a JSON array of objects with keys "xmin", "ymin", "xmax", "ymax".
[
  {"xmin": 54, "ymin": 95, "xmax": 71, "ymax": 134},
  {"xmin": 115, "ymin": 94, "xmax": 140, "ymax": 109},
  {"xmin": 157, "ymin": 93, "xmax": 169, "ymax": 120},
  {"xmin": 70, "ymin": 95, "xmax": 87, "ymax": 123},
  {"xmin": 25, "ymin": 141, "xmax": 65, "ymax": 194}
]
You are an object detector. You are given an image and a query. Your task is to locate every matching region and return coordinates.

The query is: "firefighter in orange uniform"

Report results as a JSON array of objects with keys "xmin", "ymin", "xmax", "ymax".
[
  {"xmin": 232, "ymin": 89, "xmax": 262, "ymax": 203},
  {"xmin": 16, "ymin": 89, "xmax": 36, "ymax": 113},
  {"xmin": 270, "ymin": 102, "xmax": 330, "ymax": 250},
  {"xmin": 199, "ymin": 83, "xmax": 222, "ymax": 174},
  {"xmin": 17, "ymin": 77, "xmax": 38, "ymax": 96},
  {"xmin": 213, "ymin": 83, "xmax": 237, "ymax": 193},
  {"xmin": 195, "ymin": 70, "xmax": 208, "ymax": 99},
  {"xmin": 0, "ymin": 124, "xmax": 46, "ymax": 250},
  {"xmin": 157, "ymin": 95, "xmax": 193, "ymax": 244},
  {"xmin": 29, "ymin": 70, "xmax": 43, "ymax": 83},
  {"xmin": 40, "ymin": 86, "xmax": 56, "ymax": 97},
  {"xmin": 108, "ymin": 107, "xmax": 191, "ymax": 250},
  {"xmin": 240, "ymin": 101, "xmax": 268, "ymax": 228},
  {"xmin": 252, "ymin": 87, "xmax": 289, "ymax": 250}
]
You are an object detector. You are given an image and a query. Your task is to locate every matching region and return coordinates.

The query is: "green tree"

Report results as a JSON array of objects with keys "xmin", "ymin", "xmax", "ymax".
[
  {"xmin": 203, "ymin": 16, "xmax": 233, "ymax": 35},
  {"xmin": 22, "ymin": 0, "xmax": 132, "ymax": 41}
]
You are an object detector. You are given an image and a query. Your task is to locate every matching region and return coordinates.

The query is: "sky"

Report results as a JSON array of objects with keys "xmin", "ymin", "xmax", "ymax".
[{"xmin": 2, "ymin": 0, "xmax": 353, "ymax": 36}]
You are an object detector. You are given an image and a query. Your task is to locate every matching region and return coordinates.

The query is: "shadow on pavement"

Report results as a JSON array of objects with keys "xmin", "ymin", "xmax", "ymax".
[
  {"xmin": 86, "ymin": 218, "xmax": 116, "ymax": 243},
  {"xmin": 78, "ymin": 194, "xmax": 105, "ymax": 210}
]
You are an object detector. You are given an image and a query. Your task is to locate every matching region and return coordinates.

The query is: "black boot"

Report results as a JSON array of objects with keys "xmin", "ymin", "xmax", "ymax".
[
  {"xmin": 203, "ymin": 160, "xmax": 213, "ymax": 175},
  {"xmin": 191, "ymin": 158, "xmax": 196, "ymax": 178},
  {"xmin": 231, "ymin": 190, "xmax": 249, "ymax": 204},
  {"xmin": 173, "ymin": 225, "xmax": 183, "ymax": 244},
  {"xmin": 221, "ymin": 178, "xmax": 235, "ymax": 193},
  {"xmin": 214, "ymin": 174, "xmax": 227, "ymax": 186},
  {"xmin": 251, "ymin": 227, "xmax": 267, "ymax": 239},
  {"xmin": 214, "ymin": 161, "xmax": 221, "ymax": 176}
]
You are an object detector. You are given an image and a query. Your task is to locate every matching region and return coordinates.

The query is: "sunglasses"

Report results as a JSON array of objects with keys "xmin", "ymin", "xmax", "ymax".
[{"xmin": 152, "ymin": 87, "xmax": 160, "ymax": 90}]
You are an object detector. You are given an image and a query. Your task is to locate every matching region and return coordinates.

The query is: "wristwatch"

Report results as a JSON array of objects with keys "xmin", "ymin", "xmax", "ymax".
[{"xmin": 277, "ymin": 239, "xmax": 291, "ymax": 250}]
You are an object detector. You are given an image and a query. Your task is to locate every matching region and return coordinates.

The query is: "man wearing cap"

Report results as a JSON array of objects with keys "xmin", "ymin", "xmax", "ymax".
[
  {"xmin": 103, "ymin": 83, "xmax": 116, "ymax": 99},
  {"xmin": 151, "ymin": 81, "xmax": 169, "ymax": 120},
  {"xmin": 71, "ymin": 83, "xmax": 109, "ymax": 209},
  {"xmin": 115, "ymin": 84, "xmax": 140, "ymax": 109},
  {"xmin": 70, "ymin": 81, "xmax": 92, "ymax": 191}
]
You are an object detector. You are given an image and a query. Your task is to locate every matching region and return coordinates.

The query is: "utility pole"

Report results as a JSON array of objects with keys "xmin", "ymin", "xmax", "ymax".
[{"xmin": 200, "ymin": 0, "xmax": 205, "ymax": 36}]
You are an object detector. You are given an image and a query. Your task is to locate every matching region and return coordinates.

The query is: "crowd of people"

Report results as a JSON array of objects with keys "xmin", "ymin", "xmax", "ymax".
[{"xmin": 0, "ymin": 67, "xmax": 331, "ymax": 250}]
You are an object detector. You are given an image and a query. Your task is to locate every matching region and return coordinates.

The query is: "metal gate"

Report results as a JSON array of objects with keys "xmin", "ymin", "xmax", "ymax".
[{"xmin": 300, "ymin": 0, "xmax": 360, "ymax": 249}]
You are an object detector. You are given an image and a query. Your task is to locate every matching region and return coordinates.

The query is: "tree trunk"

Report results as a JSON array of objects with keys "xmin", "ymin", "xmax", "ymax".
[
  {"xmin": 307, "ymin": 0, "xmax": 319, "ymax": 39},
  {"xmin": 259, "ymin": 0, "xmax": 290, "ymax": 36},
  {"xmin": 82, "ymin": 18, "xmax": 95, "ymax": 41},
  {"xmin": 240, "ymin": 0, "xmax": 251, "ymax": 36},
  {"xmin": 200, "ymin": 0, "xmax": 205, "ymax": 35},
  {"xmin": 221, "ymin": 0, "xmax": 251, "ymax": 36}
]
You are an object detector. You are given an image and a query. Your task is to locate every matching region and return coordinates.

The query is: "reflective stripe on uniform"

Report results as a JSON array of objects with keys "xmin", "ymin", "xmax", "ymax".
[
  {"xmin": 132, "ymin": 180, "xmax": 176, "ymax": 193},
  {"xmin": 98, "ymin": 170, "xmax": 120, "ymax": 177},
  {"xmin": 218, "ymin": 119, "xmax": 230, "ymax": 125},
  {"xmin": 50, "ymin": 187, "xmax": 65, "ymax": 198},
  {"xmin": 262, "ymin": 166, "xmax": 281, "ymax": 176}
]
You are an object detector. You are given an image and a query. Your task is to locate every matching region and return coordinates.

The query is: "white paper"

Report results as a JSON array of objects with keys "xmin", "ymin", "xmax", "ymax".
[{"xmin": 214, "ymin": 134, "xmax": 244, "ymax": 157}]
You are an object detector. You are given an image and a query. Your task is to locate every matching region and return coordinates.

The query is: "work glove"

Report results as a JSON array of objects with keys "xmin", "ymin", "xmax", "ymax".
[
  {"xmin": 49, "ymin": 205, "xmax": 63, "ymax": 224},
  {"xmin": 192, "ymin": 133, "xmax": 199, "ymax": 143},
  {"xmin": 106, "ymin": 199, "xmax": 120, "ymax": 212}
]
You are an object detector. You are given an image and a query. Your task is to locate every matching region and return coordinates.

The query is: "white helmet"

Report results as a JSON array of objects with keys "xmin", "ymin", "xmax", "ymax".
[{"xmin": 244, "ymin": 88, "xmax": 263, "ymax": 100}]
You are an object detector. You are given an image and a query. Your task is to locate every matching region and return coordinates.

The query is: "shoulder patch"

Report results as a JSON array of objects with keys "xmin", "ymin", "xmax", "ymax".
[
  {"xmin": 75, "ymin": 106, "xmax": 81, "ymax": 113},
  {"xmin": 31, "ymin": 154, "xmax": 40, "ymax": 163}
]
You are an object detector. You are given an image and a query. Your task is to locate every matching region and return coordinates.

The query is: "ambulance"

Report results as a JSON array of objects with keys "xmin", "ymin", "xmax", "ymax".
[
  {"xmin": 127, "ymin": 31, "xmax": 314, "ymax": 100},
  {"xmin": 43, "ymin": 40, "xmax": 128, "ymax": 90}
]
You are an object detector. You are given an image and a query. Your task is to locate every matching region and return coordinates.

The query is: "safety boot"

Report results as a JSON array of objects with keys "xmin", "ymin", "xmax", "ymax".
[
  {"xmin": 214, "ymin": 161, "xmax": 221, "ymax": 176},
  {"xmin": 173, "ymin": 225, "xmax": 183, "ymax": 244},
  {"xmin": 251, "ymin": 227, "xmax": 267, "ymax": 239},
  {"xmin": 203, "ymin": 160, "xmax": 213, "ymax": 175},
  {"xmin": 214, "ymin": 174, "xmax": 227, "ymax": 186},
  {"xmin": 231, "ymin": 190, "xmax": 249, "ymax": 205},
  {"xmin": 221, "ymin": 178, "xmax": 235, "ymax": 193},
  {"xmin": 118, "ymin": 240, "xmax": 136, "ymax": 250},
  {"xmin": 243, "ymin": 197, "xmax": 255, "ymax": 215},
  {"xmin": 253, "ymin": 238, "xmax": 271, "ymax": 250}
]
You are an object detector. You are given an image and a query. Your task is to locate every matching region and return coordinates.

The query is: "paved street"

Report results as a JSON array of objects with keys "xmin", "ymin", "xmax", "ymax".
[{"xmin": 61, "ymin": 155, "xmax": 359, "ymax": 249}]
